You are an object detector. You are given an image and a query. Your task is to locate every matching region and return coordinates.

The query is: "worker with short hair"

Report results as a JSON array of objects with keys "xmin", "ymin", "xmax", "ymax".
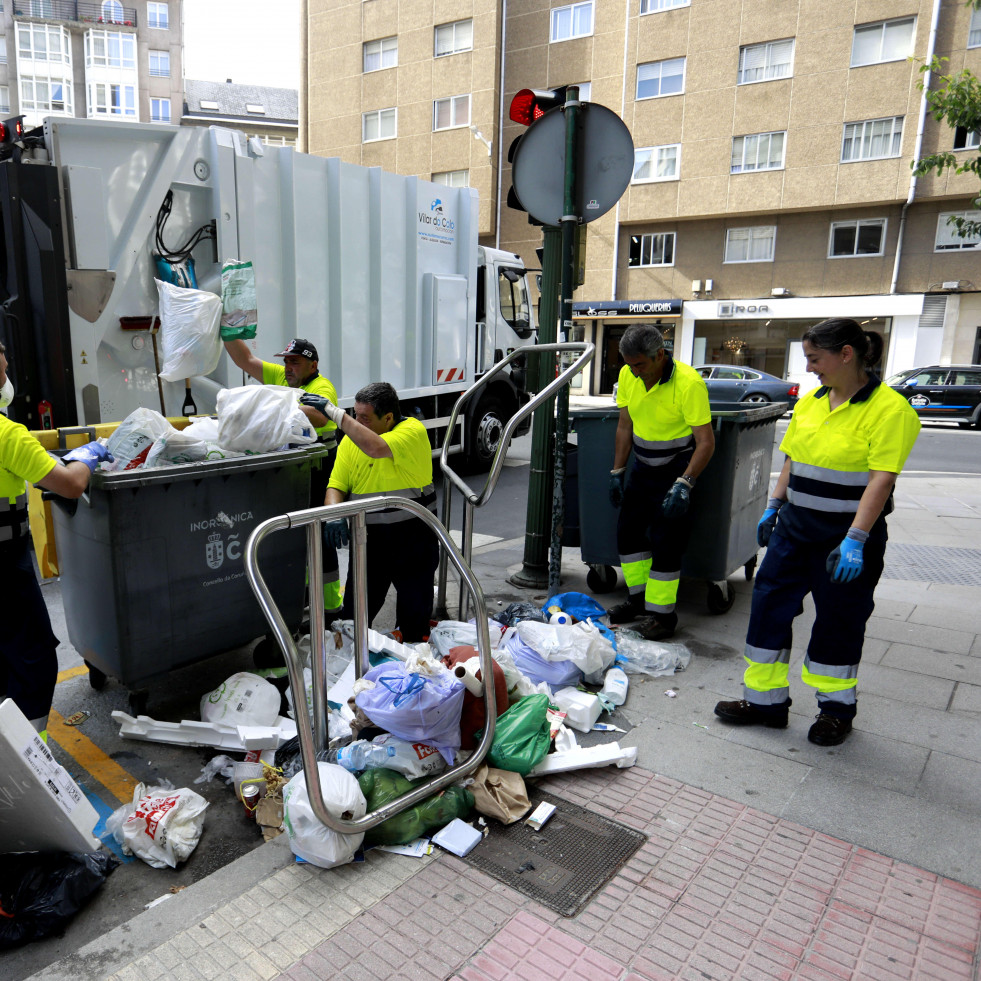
[
  {"xmin": 223, "ymin": 336, "xmax": 343, "ymax": 615},
  {"xmin": 0, "ymin": 340, "xmax": 113, "ymax": 737},
  {"xmin": 606, "ymin": 323, "xmax": 715, "ymax": 641},
  {"xmin": 301, "ymin": 382, "xmax": 438, "ymax": 643}
]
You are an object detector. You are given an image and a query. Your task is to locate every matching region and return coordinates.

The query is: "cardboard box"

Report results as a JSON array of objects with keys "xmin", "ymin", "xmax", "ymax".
[{"xmin": 0, "ymin": 698, "xmax": 100, "ymax": 853}]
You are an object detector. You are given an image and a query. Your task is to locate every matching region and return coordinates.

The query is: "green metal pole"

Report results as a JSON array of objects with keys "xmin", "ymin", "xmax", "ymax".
[
  {"xmin": 509, "ymin": 225, "xmax": 561, "ymax": 589},
  {"xmin": 548, "ymin": 87, "xmax": 580, "ymax": 596}
]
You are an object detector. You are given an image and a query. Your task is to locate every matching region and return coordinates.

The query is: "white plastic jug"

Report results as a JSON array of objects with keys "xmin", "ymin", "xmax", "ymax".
[{"xmin": 600, "ymin": 667, "xmax": 629, "ymax": 707}]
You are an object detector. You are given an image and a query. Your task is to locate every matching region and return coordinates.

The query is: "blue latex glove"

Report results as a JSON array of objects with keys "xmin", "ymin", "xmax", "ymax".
[
  {"xmin": 609, "ymin": 470, "xmax": 625, "ymax": 508},
  {"xmin": 826, "ymin": 530, "xmax": 866, "ymax": 583},
  {"xmin": 323, "ymin": 518, "xmax": 350, "ymax": 549},
  {"xmin": 63, "ymin": 441, "xmax": 113, "ymax": 473},
  {"xmin": 662, "ymin": 477, "xmax": 691, "ymax": 518},
  {"xmin": 757, "ymin": 497, "xmax": 785, "ymax": 547},
  {"xmin": 299, "ymin": 392, "xmax": 329, "ymax": 414}
]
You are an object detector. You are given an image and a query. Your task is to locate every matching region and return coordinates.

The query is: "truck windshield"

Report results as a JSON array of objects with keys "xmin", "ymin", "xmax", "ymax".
[{"xmin": 498, "ymin": 269, "xmax": 531, "ymax": 335}]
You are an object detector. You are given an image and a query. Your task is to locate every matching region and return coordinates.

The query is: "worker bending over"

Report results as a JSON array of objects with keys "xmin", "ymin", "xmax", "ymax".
[
  {"xmin": 301, "ymin": 382, "xmax": 438, "ymax": 643},
  {"xmin": 0, "ymin": 341, "xmax": 112, "ymax": 737}
]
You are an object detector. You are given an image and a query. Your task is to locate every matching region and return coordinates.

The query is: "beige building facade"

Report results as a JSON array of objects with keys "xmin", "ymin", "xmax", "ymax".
[{"xmin": 306, "ymin": 0, "xmax": 981, "ymax": 395}]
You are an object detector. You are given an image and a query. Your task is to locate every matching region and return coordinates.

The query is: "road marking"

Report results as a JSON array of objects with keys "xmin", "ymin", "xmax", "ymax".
[{"xmin": 58, "ymin": 664, "xmax": 89, "ymax": 683}]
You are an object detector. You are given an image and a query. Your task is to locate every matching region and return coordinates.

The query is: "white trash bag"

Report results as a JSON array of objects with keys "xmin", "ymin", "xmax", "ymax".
[
  {"xmin": 106, "ymin": 407, "xmax": 175, "ymax": 470},
  {"xmin": 514, "ymin": 618, "xmax": 616, "ymax": 679},
  {"xmin": 106, "ymin": 783, "xmax": 209, "ymax": 869},
  {"xmin": 200, "ymin": 671, "xmax": 282, "ymax": 727},
  {"xmin": 144, "ymin": 428, "xmax": 210, "ymax": 467},
  {"xmin": 216, "ymin": 385, "xmax": 316, "ymax": 453},
  {"xmin": 282, "ymin": 762, "xmax": 367, "ymax": 868},
  {"xmin": 155, "ymin": 279, "xmax": 223, "ymax": 382}
]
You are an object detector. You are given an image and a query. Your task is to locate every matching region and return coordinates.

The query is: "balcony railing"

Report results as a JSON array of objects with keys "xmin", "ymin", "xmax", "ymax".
[{"xmin": 14, "ymin": 2, "xmax": 138, "ymax": 28}]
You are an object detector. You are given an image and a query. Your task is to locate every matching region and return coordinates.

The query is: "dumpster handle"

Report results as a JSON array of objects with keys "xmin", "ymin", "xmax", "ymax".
[
  {"xmin": 244, "ymin": 496, "xmax": 496, "ymax": 836},
  {"xmin": 435, "ymin": 341, "xmax": 595, "ymax": 620}
]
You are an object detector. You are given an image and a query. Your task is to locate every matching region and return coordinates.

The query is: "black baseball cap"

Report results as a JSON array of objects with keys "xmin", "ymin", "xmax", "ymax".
[{"xmin": 275, "ymin": 338, "xmax": 318, "ymax": 361}]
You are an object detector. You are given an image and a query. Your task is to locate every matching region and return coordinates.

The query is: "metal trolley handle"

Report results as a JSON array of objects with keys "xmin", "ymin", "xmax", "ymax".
[{"xmin": 244, "ymin": 496, "xmax": 496, "ymax": 836}]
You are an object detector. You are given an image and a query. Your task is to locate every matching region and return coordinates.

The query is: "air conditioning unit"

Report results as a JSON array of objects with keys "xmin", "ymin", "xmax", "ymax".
[
  {"xmin": 941, "ymin": 280, "xmax": 961, "ymax": 290},
  {"xmin": 771, "ymin": 287, "xmax": 791, "ymax": 297},
  {"xmin": 691, "ymin": 280, "xmax": 702, "ymax": 293}
]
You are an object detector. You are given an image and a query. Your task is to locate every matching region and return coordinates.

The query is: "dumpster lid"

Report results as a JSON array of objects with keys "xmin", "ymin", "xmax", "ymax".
[
  {"xmin": 708, "ymin": 401, "xmax": 789, "ymax": 423},
  {"xmin": 90, "ymin": 444, "xmax": 329, "ymax": 489}
]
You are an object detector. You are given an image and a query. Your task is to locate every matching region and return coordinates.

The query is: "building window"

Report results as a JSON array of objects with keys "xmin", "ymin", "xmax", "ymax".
[
  {"xmin": 88, "ymin": 81, "xmax": 136, "ymax": 118},
  {"xmin": 841, "ymin": 116, "xmax": 904, "ymax": 161},
  {"xmin": 147, "ymin": 2, "xmax": 169, "ymax": 30},
  {"xmin": 637, "ymin": 57, "xmax": 685, "ymax": 99},
  {"xmin": 551, "ymin": 2, "xmax": 593, "ymax": 42},
  {"xmin": 21, "ymin": 77, "xmax": 72, "ymax": 116},
  {"xmin": 731, "ymin": 131, "xmax": 786, "ymax": 173},
  {"xmin": 632, "ymin": 144, "xmax": 680, "ymax": 182},
  {"xmin": 199, "ymin": 99, "xmax": 219, "ymax": 110},
  {"xmin": 829, "ymin": 219, "xmax": 886, "ymax": 257},
  {"xmin": 432, "ymin": 169, "xmax": 469, "ymax": 187},
  {"xmin": 954, "ymin": 127, "xmax": 980, "ymax": 150},
  {"xmin": 258, "ymin": 134, "xmax": 296, "ymax": 148},
  {"xmin": 0, "ymin": 36, "xmax": 6, "ymax": 65},
  {"xmin": 101, "ymin": 0, "xmax": 123, "ymax": 21},
  {"xmin": 364, "ymin": 36, "xmax": 397, "ymax": 72},
  {"xmin": 17, "ymin": 24, "xmax": 71, "ymax": 63},
  {"xmin": 640, "ymin": 0, "xmax": 690, "ymax": 12},
  {"xmin": 737, "ymin": 39, "xmax": 794, "ymax": 84},
  {"xmin": 435, "ymin": 19, "xmax": 472, "ymax": 57},
  {"xmin": 971, "ymin": 7, "xmax": 981, "ymax": 48},
  {"xmin": 851, "ymin": 17, "xmax": 916, "ymax": 67},
  {"xmin": 148, "ymin": 49, "xmax": 169, "ymax": 77},
  {"xmin": 150, "ymin": 97, "xmax": 170, "ymax": 123},
  {"xmin": 362, "ymin": 107, "xmax": 396, "ymax": 142},
  {"xmin": 0, "ymin": 85, "xmax": 8, "ymax": 113},
  {"xmin": 935, "ymin": 212, "xmax": 981, "ymax": 251},
  {"xmin": 628, "ymin": 232, "xmax": 675, "ymax": 266},
  {"xmin": 27, "ymin": 0, "xmax": 54, "ymax": 15},
  {"xmin": 245, "ymin": 103, "xmax": 265, "ymax": 114},
  {"xmin": 724, "ymin": 226, "xmax": 776, "ymax": 263},
  {"xmin": 433, "ymin": 94, "xmax": 470, "ymax": 131},
  {"xmin": 84, "ymin": 30, "xmax": 136, "ymax": 69}
]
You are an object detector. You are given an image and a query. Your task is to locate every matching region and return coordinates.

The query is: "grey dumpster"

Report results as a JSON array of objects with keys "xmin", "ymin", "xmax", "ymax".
[
  {"xmin": 52, "ymin": 445, "xmax": 327, "ymax": 712},
  {"xmin": 569, "ymin": 401, "xmax": 787, "ymax": 613}
]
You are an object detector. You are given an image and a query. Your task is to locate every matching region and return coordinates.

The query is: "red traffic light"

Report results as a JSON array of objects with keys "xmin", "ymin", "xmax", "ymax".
[{"xmin": 509, "ymin": 88, "xmax": 567, "ymax": 126}]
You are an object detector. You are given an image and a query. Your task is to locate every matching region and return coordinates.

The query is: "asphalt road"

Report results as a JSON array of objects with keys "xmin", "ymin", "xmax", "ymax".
[{"xmin": 8, "ymin": 411, "xmax": 978, "ymax": 980}]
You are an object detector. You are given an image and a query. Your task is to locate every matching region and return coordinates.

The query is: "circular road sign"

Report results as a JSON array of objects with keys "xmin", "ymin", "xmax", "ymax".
[{"xmin": 511, "ymin": 102, "xmax": 634, "ymax": 227}]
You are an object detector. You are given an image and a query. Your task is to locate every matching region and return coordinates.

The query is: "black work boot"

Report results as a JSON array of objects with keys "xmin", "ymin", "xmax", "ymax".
[
  {"xmin": 808, "ymin": 713, "xmax": 852, "ymax": 746},
  {"xmin": 607, "ymin": 596, "xmax": 644, "ymax": 624},
  {"xmin": 631, "ymin": 612, "xmax": 678, "ymax": 641},
  {"xmin": 714, "ymin": 698, "xmax": 791, "ymax": 728}
]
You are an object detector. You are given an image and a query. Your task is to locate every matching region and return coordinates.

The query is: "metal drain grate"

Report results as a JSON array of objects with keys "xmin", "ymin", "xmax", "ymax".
[
  {"xmin": 463, "ymin": 788, "xmax": 647, "ymax": 918},
  {"xmin": 882, "ymin": 544, "xmax": 981, "ymax": 586}
]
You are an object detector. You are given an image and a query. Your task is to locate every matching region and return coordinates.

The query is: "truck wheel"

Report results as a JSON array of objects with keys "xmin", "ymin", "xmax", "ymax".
[
  {"xmin": 465, "ymin": 396, "xmax": 505, "ymax": 472},
  {"xmin": 586, "ymin": 565, "xmax": 618, "ymax": 593},
  {"xmin": 706, "ymin": 580, "xmax": 735, "ymax": 614},
  {"xmin": 85, "ymin": 660, "xmax": 107, "ymax": 691}
]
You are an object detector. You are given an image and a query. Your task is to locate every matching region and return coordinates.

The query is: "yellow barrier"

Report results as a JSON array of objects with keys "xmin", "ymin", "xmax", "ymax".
[{"xmin": 28, "ymin": 417, "xmax": 195, "ymax": 578}]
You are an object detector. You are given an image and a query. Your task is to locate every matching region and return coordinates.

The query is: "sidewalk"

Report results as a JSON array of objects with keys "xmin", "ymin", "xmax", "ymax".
[{"xmin": 29, "ymin": 475, "xmax": 981, "ymax": 981}]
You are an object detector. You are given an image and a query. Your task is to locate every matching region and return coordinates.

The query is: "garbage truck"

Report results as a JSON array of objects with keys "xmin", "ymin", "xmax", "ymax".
[{"xmin": 0, "ymin": 117, "xmax": 536, "ymax": 469}]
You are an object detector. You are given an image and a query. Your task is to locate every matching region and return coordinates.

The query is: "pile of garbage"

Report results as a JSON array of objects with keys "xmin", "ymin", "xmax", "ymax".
[
  {"xmin": 93, "ymin": 393, "xmax": 320, "ymax": 473},
  {"xmin": 107, "ymin": 592, "xmax": 690, "ymax": 873}
]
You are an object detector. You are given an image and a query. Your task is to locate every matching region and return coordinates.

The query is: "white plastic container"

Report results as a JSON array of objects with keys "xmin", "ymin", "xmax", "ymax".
[
  {"xmin": 553, "ymin": 687, "xmax": 603, "ymax": 733},
  {"xmin": 600, "ymin": 667, "xmax": 629, "ymax": 707}
]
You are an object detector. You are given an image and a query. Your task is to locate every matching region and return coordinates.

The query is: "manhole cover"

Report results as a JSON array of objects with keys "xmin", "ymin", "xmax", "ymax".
[
  {"xmin": 882, "ymin": 544, "xmax": 981, "ymax": 586},
  {"xmin": 464, "ymin": 788, "xmax": 647, "ymax": 917}
]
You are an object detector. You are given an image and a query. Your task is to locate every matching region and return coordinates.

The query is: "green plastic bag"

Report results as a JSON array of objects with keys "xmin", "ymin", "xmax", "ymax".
[
  {"xmin": 358, "ymin": 768, "xmax": 474, "ymax": 847},
  {"xmin": 476, "ymin": 693, "xmax": 552, "ymax": 775},
  {"xmin": 219, "ymin": 259, "xmax": 257, "ymax": 340}
]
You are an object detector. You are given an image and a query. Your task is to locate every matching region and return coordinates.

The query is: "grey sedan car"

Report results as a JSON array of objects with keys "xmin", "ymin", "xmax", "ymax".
[{"xmin": 694, "ymin": 365, "xmax": 799, "ymax": 408}]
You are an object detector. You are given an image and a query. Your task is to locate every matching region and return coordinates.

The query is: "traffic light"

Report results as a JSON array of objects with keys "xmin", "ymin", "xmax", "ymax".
[{"xmin": 506, "ymin": 87, "xmax": 569, "ymax": 223}]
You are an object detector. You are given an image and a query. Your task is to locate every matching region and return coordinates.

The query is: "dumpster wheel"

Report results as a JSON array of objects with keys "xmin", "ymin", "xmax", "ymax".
[
  {"xmin": 706, "ymin": 580, "xmax": 735, "ymax": 614},
  {"xmin": 586, "ymin": 564, "xmax": 618, "ymax": 593},
  {"xmin": 85, "ymin": 660, "xmax": 107, "ymax": 691}
]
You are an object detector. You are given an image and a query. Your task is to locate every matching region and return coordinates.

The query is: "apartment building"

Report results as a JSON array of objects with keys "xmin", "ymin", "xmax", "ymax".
[
  {"xmin": 182, "ymin": 79, "xmax": 298, "ymax": 147},
  {"xmin": 0, "ymin": 0, "xmax": 182, "ymax": 130},
  {"xmin": 306, "ymin": 0, "xmax": 981, "ymax": 395}
]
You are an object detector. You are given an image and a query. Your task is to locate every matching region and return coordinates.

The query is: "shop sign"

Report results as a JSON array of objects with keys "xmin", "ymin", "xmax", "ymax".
[
  {"xmin": 717, "ymin": 302, "xmax": 770, "ymax": 316},
  {"xmin": 573, "ymin": 299, "xmax": 682, "ymax": 318}
]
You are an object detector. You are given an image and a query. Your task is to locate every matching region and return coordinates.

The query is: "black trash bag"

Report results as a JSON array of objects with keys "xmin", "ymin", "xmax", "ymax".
[
  {"xmin": 276, "ymin": 735, "xmax": 332, "ymax": 780},
  {"xmin": 0, "ymin": 850, "xmax": 119, "ymax": 949},
  {"xmin": 492, "ymin": 602, "xmax": 548, "ymax": 628}
]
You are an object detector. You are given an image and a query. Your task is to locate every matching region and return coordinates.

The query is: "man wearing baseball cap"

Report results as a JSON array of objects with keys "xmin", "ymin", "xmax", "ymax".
[{"xmin": 223, "ymin": 336, "xmax": 343, "ymax": 613}]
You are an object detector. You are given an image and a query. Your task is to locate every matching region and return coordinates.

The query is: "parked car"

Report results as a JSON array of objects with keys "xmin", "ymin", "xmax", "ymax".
[
  {"xmin": 885, "ymin": 364, "xmax": 981, "ymax": 428},
  {"xmin": 694, "ymin": 365, "xmax": 799, "ymax": 409}
]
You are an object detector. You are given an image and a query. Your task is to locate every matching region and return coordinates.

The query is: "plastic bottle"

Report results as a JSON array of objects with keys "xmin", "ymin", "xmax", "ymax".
[
  {"xmin": 600, "ymin": 667, "xmax": 629, "ymax": 708},
  {"xmin": 330, "ymin": 740, "xmax": 397, "ymax": 773}
]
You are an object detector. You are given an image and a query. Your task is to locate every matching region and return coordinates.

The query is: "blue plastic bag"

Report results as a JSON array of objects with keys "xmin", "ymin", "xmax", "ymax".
[
  {"xmin": 501, "ymin": 629, "xmax": 581, "ymax": 693},
  {"xmin": 354, "ymin": 663, "xmax": 466, "ymax": 763},
  {"xmin": 542, "ymin": 592, "xmax": 607, "ymax": 622}
]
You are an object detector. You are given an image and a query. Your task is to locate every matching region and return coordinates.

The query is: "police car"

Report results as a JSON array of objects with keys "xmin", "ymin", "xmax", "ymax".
[{"xmin": 886, "ymin": 365, "xmax": 981, "ymax": 428}]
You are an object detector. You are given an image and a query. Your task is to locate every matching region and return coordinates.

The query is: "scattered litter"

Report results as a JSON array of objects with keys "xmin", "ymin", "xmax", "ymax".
[
  {"xmin": 664, "ymin": 689, "xmax": 678, "ymax": 698},
  {"xmin": 693, "ymin": 722, "xmax": 708, "ymax": 729},
  {"xmin": 106, "ymin": 784, "xmax": 209, "ymax": 869},
  {"xmin": 616, "ymin": 632, "xmax": 691, "ymax": 677},
  {"xmin": 63, "ymin": 710, "xmax": 91, "ymax": 727},
  {"xmin": 143, "ymin": 894, "xmax": 174, "ymax": 910},
  {"xmin": 112, "ymin": 710, "xmax": 297, "ymax": 752},
  {"xmin": 552, "ymin": 686, "xmax": 602, "ymax": 733},
  {"xmin": 375, "ymin": 838, "xmax": 433, "ymax": 858},
  {"xmin": 516, "ymin": 860, "xmax": 536, "ymax": 873},
  {"xmin": 528, "ymin": 742, "xmax": 638, "ymax": 776},
  {"xmin": 194, "ymin": 754, "xmax": 236, "ymax": 785},
  {"xmin": 431, "ymin": 818, "xmax": 482, "ymax": 857},
  {"xmin": 525, "ymin": 801, "xmax": 556, "ymax": 831},
  {"xmin": 592, "ymin": 722, "xmax": 626, "ymax": 733}
]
